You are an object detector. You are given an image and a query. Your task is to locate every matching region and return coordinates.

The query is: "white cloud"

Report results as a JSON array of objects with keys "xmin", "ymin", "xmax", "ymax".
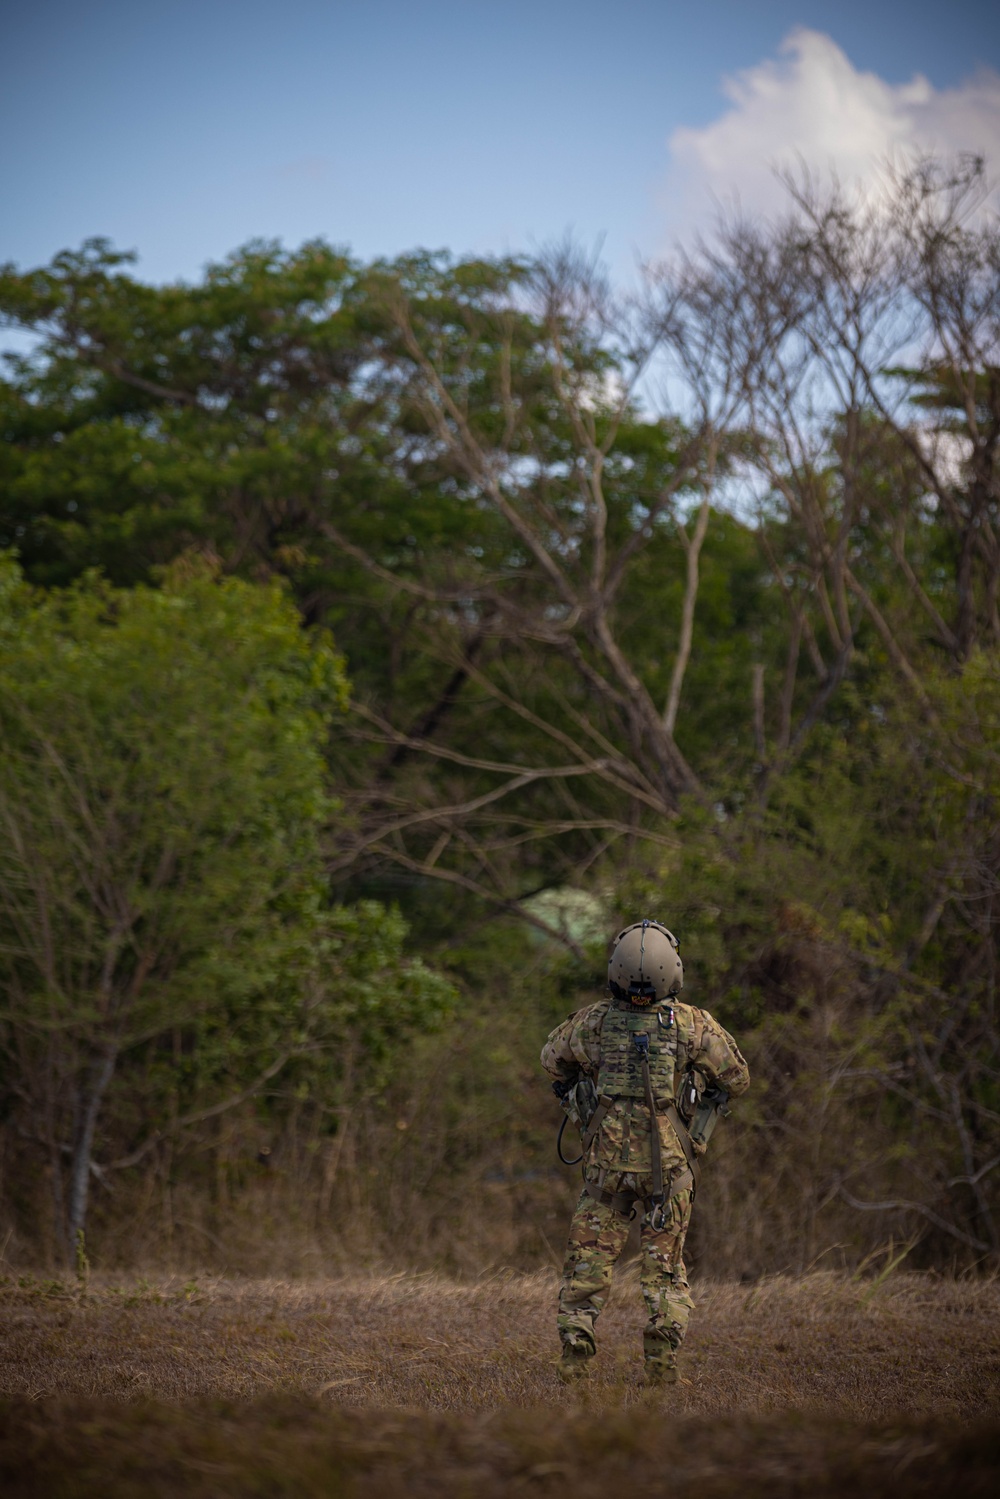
[{"xmin": 664, "ymin": 29, "xmax": 1000, "ymax": 230}]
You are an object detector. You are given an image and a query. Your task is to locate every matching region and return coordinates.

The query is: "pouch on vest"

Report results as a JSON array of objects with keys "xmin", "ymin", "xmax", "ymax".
[
  {"xmin": 689, "ymin": 1081, "xmax": 731, "ymax": 1148},
  {"xmin": 552, "ymin": 1074, "xmax": 598, "ymax": 1133},
  {"xmin": 552, "ymin": 1075, "xmax": 599, "ymax": 1166}
]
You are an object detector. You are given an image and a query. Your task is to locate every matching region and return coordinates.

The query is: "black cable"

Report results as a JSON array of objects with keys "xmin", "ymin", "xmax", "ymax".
[{"xmin": 556, "ymin": 1113, "xmax": 583, "ymax": 1166}]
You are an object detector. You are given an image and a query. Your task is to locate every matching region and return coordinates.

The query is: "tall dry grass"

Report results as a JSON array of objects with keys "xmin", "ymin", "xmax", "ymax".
[{"xmin": 3, "ymin": 1267, "xmax": 998, "ymax": 1417}]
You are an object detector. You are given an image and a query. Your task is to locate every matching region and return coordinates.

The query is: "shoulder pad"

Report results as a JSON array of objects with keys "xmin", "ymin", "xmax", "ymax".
[
  {"xmin": 671, "ymin": 1000, "xmax": 698, "ymax": 1022},
  {"xmin": 571, "ymin": 998, "xmax": 610, "ymax": 1022}
]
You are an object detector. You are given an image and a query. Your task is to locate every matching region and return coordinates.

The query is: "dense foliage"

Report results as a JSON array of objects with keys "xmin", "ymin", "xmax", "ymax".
[
  {"xmin": 1, "ymin": 158, "xmax": 998, "ymax": 1270},
  {"xmin": 0, "ymin": 560, "xmax": 453, "ymax": 1260}
]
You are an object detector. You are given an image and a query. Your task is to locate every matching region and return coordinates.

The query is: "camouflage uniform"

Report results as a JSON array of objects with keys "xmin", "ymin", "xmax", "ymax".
[{"xmin": 541, "ymin": 998, "xmax": 749, "ymax": 1377}]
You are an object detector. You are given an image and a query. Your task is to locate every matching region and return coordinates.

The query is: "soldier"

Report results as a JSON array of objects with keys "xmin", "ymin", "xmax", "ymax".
[{"xmin": 541, "ymin": 918, "xmax": 749, "ymax": 1386}]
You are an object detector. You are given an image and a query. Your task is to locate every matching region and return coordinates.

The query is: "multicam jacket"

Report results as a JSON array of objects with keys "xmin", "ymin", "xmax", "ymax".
[{"xmin": 541, "ymin": 998, "xmax": 750, "ymax": 1177}]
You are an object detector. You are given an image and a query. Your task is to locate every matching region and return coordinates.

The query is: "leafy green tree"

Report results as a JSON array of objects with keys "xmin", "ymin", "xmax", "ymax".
[
  {"xmin": 1, "ymin": 240, "xmax": 745, "ymax": 934},
  {"xmin": 0, "ymin": 238, "xmax": 380, "ymax": 590},
  {"xmin": 0, "ymin": 556, "xmax": 452, "ymax": 1262}
]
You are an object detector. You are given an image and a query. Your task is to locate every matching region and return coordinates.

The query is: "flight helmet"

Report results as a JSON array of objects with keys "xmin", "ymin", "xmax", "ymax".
[{"xmin": 608, "ymin": 918, "xmax": 683, "ymax": 1004}]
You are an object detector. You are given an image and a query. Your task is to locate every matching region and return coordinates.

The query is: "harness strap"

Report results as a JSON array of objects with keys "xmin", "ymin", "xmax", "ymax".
[
  {"xmin": 664, "ymin": 1101, "xmax": 701, "ymax": 1193},
  {"xmin": 640, "ymin": 1053, "xmax": 664, "ymax": 1208},
  {"xmin": 580, "ymin": 1095, "xmax": 613, "ymax": 1158}
]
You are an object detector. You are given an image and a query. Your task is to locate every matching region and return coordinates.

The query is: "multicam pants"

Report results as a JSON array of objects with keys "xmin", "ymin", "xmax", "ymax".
[{"xmin": 557, "ymin": 1178, "xmax": 695, "ymax": 1369}]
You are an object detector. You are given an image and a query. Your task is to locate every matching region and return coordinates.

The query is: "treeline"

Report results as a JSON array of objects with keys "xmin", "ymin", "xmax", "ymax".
[{"xmin": 1, "ymin": 157, "xmax": 998, "ymax": 1273}]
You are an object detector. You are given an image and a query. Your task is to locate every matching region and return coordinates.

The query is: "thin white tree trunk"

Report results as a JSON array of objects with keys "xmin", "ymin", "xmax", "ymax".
[
  {"xmin": 66, "ymin": 1049, "xmax": 116, "ymax": 1265},
  {"xmin": 663, "ymin": 477, "xmax": 713, "ymax": 736}
]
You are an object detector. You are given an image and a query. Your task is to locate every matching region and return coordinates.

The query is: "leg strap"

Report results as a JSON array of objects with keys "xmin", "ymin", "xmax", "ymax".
[
  {"xmin": 668, "ymin": 1166, "xmax": 694, "ymax": 1197},
  {"xmin": 584, "ymin": 1178, "xmax": 639, "ymax": 1217},
  {"xmin": 583, "ymin": 1166, "xmax": 693, "ymax": 1219}
]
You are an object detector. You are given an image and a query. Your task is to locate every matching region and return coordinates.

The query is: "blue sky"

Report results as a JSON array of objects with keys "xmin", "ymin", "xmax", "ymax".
[{"xmin": 2, "ymin": 0, "xmax": 999, "ymax": 284}]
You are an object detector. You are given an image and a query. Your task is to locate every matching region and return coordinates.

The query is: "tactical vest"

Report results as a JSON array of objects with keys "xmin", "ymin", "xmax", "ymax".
[{"xmin": 598, "ymin": 1002, "xmax": 677, "ymax": 1102}]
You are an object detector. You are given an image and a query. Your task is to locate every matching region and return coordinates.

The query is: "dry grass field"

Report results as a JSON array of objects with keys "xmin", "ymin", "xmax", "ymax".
[{"xmin": 2, "ymin": 1267, "xmax": 999, "ymax": 1494}]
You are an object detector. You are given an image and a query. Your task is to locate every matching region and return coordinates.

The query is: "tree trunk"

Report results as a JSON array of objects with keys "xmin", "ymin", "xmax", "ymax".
[
  {"xmin": 663, "ymin": 486, "xmax": 712, "ymax": 736},
  {"xmin": 752, "ymin": 663, "xmax": 766, "ymax": 763},
  {"xmin": 66, "ymin": 1049, "xmax": 116, "ymax": 1266},
  {"xmin": 955, "ymin": 519, "xmax": 979, "ymax": 662}
]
